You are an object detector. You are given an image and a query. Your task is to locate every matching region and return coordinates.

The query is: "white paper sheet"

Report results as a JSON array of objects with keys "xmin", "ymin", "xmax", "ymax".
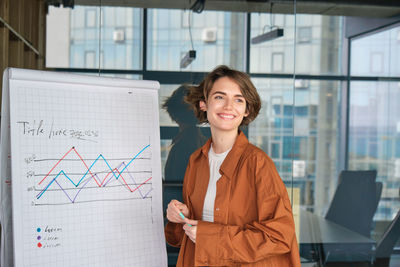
[{"xmin": 1, "ymin": 68, "xmax": 167, "ymax": 267}]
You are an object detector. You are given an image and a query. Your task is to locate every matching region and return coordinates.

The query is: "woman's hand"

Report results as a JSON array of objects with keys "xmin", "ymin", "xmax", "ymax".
[
  {"xmin": 183, "ymin": 219, "xmax": 198, "ymax": 243},
  {"xmin": 166, "ymin": 199, "xmax": 189, "ymax": 223},
  {"xmin": 166, "ymin": 200, "xmax": 197, "ymax": 243}
]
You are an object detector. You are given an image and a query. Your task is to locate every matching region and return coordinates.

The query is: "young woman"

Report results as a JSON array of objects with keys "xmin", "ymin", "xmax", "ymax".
[{"xmin": 165, "ymin": 65, "xmax": 300, "ymax": 266}]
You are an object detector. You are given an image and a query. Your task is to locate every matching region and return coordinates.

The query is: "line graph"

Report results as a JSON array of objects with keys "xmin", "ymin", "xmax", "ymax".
[{"xmin": 33, "ymin": 145, "xmax": 153, "ymax": 205}]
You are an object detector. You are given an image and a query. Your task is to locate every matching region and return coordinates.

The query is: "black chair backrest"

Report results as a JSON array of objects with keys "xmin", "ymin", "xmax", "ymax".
[
  {"xmin": 338, "ymin": 170, "xmax": 377, "ymax": 185},
  {"xmin": 375, "ymin": 209, "xmax": 400, "ymax": 260},
  {"xmin": 374, "ymin": 182, "xmax": 383, "ymax": 217},
  {"xmin": 325, "ymin": 170, "xmax": 378, "ymax": 237}
]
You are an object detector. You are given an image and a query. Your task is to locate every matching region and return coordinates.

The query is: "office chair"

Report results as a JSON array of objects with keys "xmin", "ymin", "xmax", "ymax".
[
  {"xmin": 374, "ymin": 182, "xmax": 383, "ymax": 219},
  {"xmin": 325, "ymin": 170, "xmax": 379, "ymax": 237},
  {"xmin": 337, "ymin": 170, "xmax": 377, "ymax": 184},
  {"xmin": 374, "ymin": 209, "xmax": 400, "ymax": 267}
]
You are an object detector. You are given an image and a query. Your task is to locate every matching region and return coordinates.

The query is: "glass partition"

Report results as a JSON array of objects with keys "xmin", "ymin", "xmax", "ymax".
[
  {"xmin": 350, "ymin": 24, "xmax": 400, "ymax": 248},
  {"xmin": 349, "ymin": 81, "xmax": 400, "ymax": 236},
  {"xmin": 44, "ymin": 2, "xmax": 400, "ymax": 266},
  {"xmin": 351, "ymin": 25, "xmax": 400, "ymax": 77},
  {"xmin": 251, "ymin": 14, "xmax": 343, "ymax": 75},
  {"xmin": 250, "ymin": 14, "xmax": 295, "ymax": 73},
  {"xmin": 47, "ymin": 6, "xmax": 143, "ymax": 70},
  {"xmin": 147, "ymin": 9, "xmax": 246, "ymax": 71}
]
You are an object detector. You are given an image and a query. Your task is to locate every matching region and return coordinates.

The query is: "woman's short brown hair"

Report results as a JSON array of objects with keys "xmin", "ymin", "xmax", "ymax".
[{"xmin": 185, "ymin": 65, "xmax": 261, "ymax": 126}]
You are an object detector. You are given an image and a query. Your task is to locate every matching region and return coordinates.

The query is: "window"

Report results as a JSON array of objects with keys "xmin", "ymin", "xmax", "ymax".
[
  {"xmin": 46, "ymin": 6, "xmax": 142, "ymax": 70},
  {"xmin": 370, "ymin": 52, "xmax": 384, "ymax": 73},
  {"xmin": 298, "ymin": 27, "xmax": 312, "ymax": 43},
  {"xmin": 85, "ymin": 51, "xmax": 96, "ymax": 68},
  {"xmin": 271, "ymin": 52, "xmax": 284, "ymax": 72},
  {"xmin": 271, "ymin": 143, "xmax": 280, "ymax": 158},
  {"xmin": 147, "ymin": 9, "xmax": 246, "ymax": 71},
  {"xmin": 181, "ymin": 10, "xmax": 191, "ymax": 28},
  {"xmin": 349, "ymin": 81, "xmax": 400, "ymax": 220},
  {"xmin": 85, "ymin": 9, "xmax": 97, "ymax": 27}
]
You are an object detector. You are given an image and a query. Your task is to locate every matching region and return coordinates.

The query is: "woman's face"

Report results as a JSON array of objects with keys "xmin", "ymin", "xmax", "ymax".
[{"xmin": 200, "ymin": 77, "xmax": 248, "ymax": 134}]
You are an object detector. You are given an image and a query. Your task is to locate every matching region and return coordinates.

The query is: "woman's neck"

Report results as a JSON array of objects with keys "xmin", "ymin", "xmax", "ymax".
[{"xmin": 211, "ymin": 129, "xmax": 238, "ymax": 154}]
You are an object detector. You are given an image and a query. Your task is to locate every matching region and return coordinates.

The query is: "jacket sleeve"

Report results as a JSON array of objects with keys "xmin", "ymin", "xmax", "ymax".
[
  {"xmin": 164, "ymin": 157, "xmax": 192, "ymax": 247},
  {"xmin": 194, "ymin": 154, "xmax": 299, "ymax": 265}
]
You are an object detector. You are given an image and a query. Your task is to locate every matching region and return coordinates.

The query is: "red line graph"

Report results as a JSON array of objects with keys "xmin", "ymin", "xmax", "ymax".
[
  {"xmin": 38, "ymin": 146, "xmax": 101, "ymax": 187},
  {"xmin": 38, "ymin": 146, "xmax": 74, "ymax": 185}
]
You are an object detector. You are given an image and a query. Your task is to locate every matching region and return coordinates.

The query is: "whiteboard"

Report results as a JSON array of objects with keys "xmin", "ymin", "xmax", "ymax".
[{"xmin": 0, "ymin": 68, "xmax": 167, "ymax": 267}]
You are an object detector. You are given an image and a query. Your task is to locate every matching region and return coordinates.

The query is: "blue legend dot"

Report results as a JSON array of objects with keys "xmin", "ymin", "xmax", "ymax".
[
  {"xmin": 36, "ymin": 228, "xmax": 41, "ymax": 232},
  {"xmin": 37, "ymin": 236, "xmax": 41, "ymax": 240}
]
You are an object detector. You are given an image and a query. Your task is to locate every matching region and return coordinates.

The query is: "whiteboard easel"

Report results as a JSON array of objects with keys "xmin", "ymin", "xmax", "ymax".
[{"xmin": 0, "ymin": 68, "xmax": 167, "ymax": 267}]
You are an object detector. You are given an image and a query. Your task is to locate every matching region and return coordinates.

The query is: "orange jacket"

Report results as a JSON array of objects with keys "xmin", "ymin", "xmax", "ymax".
[{"xmin": 165, "ymin": 132, "xmax": 301, "ymax": 266}]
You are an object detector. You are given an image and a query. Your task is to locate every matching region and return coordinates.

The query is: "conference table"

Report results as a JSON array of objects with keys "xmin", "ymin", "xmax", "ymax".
[{"xmin": 298, "ymin": 209, "xmax": 375, "ymax": 265}]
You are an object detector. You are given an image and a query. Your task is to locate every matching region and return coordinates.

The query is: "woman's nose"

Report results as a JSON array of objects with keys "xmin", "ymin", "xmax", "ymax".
[{"xmin": 223, "ymin": 98, "xmax": 234, "ymax": 109}]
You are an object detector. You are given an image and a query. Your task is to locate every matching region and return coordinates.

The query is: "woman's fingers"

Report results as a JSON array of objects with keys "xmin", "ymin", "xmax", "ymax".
[
  {"xmin": 183, "ymin": 223, "xmax": 197, "ymax": 243},
  {"xmin": 166, "ymin": 200, "xmax": 183, "ymax": 223},
  {"xmin": 166, "ymin": 199, "xmax": 192, "ymax": 224},
  {"xmin": 175, "ymin": 202, "xmax": 190, "ymax": 217},
  {"xmin": 184, "ymin": 218, "xmax": 197, "ymax": 226}
]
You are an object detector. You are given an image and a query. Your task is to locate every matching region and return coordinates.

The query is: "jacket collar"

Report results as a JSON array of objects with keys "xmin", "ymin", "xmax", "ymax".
[{"xmin": 201, "ymin": 130, "xmax": 249, "ymax": 179}]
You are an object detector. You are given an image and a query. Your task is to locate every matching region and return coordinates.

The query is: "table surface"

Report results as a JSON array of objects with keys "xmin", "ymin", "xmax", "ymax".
[
  {"xmin": 299, "ymin": 210, "xmax": 375, "ymax": 245},
  {"xmin": 298, "ymin": 210, "xmax": 375, "ymax": 262}
]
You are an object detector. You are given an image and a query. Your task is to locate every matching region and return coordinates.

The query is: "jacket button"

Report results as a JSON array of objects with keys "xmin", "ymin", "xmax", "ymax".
[{"xmin": 216, "ymin": 208, "xmax": 219, "ymax": 211}]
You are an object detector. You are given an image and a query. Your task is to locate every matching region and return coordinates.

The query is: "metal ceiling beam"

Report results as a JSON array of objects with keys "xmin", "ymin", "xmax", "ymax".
[{"xmin": 46, "ymin": 0, "xmax": 400, "ymax": 18}]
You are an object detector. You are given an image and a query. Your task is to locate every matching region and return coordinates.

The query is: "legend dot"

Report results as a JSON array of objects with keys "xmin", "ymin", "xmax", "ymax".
[
  {"xmin": 37, "ymin": 243, "xmax": 42, "ymax": 248},
  {"xmin": 36, "ymin": 228, "xmax": 41, "ymax": 232}
]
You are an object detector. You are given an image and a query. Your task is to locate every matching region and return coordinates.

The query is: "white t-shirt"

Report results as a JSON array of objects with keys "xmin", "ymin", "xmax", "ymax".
[{"xmin": 202, "ymin": 145, "xmax": 231, "ymax": 222}]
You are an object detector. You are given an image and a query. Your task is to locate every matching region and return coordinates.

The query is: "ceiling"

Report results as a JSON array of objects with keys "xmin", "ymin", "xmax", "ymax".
[{"xmin": 47, "ymin": 0, "xmax": 400, "ymax": 18}]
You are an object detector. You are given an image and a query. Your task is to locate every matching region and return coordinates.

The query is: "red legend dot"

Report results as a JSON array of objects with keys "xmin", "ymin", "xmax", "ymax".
[{"xmin": 37, "ymin": 243, "xmax": 42, "ymax": 248}]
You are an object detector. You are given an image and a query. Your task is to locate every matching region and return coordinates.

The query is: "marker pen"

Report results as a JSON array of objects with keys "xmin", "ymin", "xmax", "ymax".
[{"xmin": 179, "ymin": 212, "xmax": 192, "ymax": 227}]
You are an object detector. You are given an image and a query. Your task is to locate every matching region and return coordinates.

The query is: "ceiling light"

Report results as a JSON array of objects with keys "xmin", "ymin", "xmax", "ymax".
[
  {"xmin": 251, "ymin": 28, "xmax": 284, "ymax": 44},
  {"xmin": 180, "ymin": 50, "xmax": 196, "ymax": 68},
  {"xmin": 191, "ymin": 0, "xmax": 205, "ymax": 14}
]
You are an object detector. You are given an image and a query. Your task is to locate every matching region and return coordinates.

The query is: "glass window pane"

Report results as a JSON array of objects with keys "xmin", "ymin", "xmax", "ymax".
[
  {"xmin": 249, "ymin": 78, "xmax": 341, "ymax": 213},
  {"xmin": 86, "ymin": 9, "xmax": 97, "ymax": 27},
  {"xmin": 351, "ymin": 24, "xmax": 400, "ymax": 77},
  {"xmin": 147, "ymin": 9, "xmax": 246, "ymax": 71},
  {"xmin": 249, "ymin": 78, "xmax": 294, "ymax": 179},
  {"xmin": 46, "ymin": 6, "xmax": 143, "ymax": 70},
  {"xmin": 250, "ymin": 14, "xmax": 294, "ymax": 74},
  {"xmin": 250, "ymin": 14, "xmax": 343, "ymax": 75},
  {"xmin": 349, "ymin": 81, "xmax": 400, "ymax": 221}
]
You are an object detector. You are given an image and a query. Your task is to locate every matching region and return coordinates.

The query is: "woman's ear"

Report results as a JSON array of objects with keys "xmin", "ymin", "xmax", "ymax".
[
  {"xmin": 199, "ymin": 100, "xmax": 207, "ymax": 111},
  {"xmin": 244, "ymin": 108, "xmax": 249, "ymax": 117}
]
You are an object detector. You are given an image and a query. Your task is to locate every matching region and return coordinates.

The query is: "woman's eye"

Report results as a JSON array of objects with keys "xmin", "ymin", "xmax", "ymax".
[
  {"xmin": 215, "ymin": 95, "xmax": 223, "ymax": 99},
  {"xmin": 236, "ymin": 98, "xmax": 244, "ymax": 103}
]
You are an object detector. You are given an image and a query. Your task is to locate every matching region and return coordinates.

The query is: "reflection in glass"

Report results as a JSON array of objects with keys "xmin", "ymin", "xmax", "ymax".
[
  {"xmin": 162, "ymin": 86, "xmax": 207, "ymax": 182},
  {"xmin": 159, "ymin": 84, "xmax": 207, "ymax": 180}
]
